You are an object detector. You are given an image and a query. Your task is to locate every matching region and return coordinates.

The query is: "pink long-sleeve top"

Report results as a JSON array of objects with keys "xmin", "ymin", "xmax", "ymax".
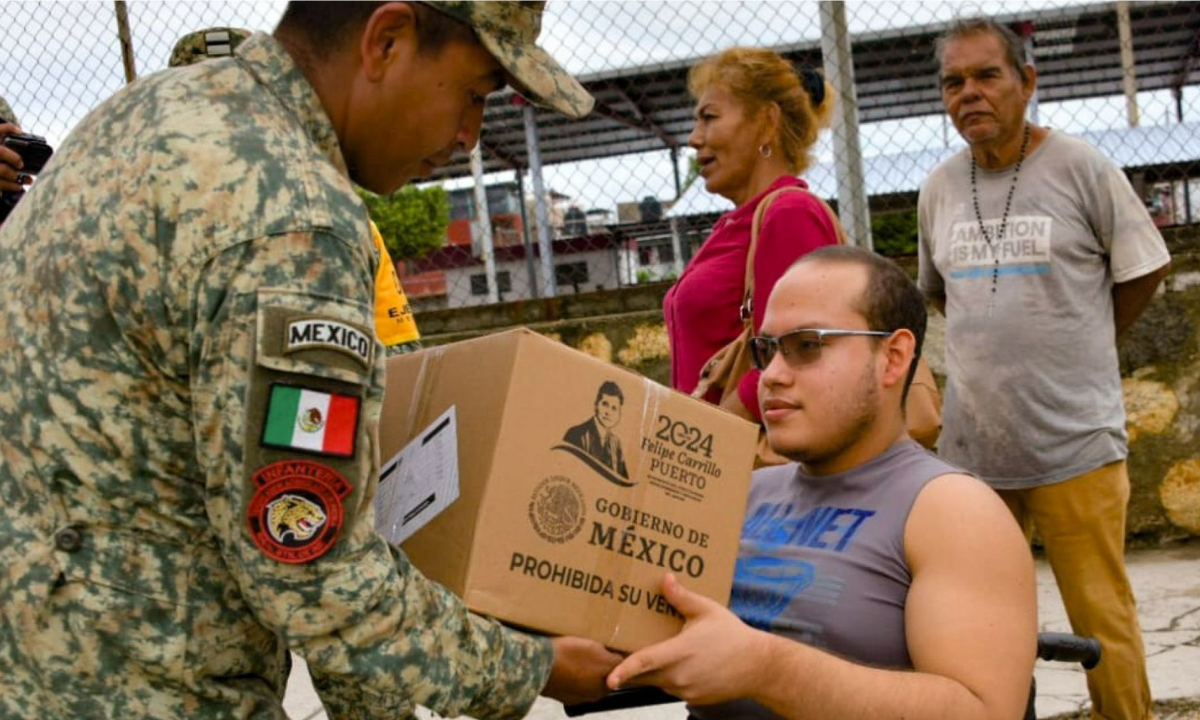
[{"xmin": 664, "ymin": 176, "xmax": 839, "ymax": 421}]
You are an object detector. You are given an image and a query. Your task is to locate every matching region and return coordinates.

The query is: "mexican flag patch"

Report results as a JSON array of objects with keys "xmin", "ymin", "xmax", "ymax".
[{"xmin": 262, "ymin": 384, "xmax": 360, "ymax": 457}]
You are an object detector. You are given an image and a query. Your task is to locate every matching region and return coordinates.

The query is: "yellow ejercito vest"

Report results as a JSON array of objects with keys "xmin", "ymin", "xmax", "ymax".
[{"xmin": 370, "ymin": 221, "xmax": 421, "ymax": 347}]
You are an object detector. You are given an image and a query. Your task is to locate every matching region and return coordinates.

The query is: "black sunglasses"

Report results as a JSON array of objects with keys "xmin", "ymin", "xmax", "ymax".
[{"xmin": 750, "ymin": 328, "xmax": 892, "ymax": 370}]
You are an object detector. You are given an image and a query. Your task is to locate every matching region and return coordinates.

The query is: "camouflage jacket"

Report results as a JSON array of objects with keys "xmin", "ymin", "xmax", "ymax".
[{"xmin": 0, "ymin": 33, "xmax": 551, "ymax": 719}]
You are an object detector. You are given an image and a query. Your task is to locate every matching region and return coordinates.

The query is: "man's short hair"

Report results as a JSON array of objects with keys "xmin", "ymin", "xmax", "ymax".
[
  {"xmin": 275, "ymin": 1, "xmax": 476, "ymax": 59},
  {"xmin": 934, "ymin": 18, "xmax": 1030, "ymax": 84},
  {"xmin": 596, "ymin": 381, "xmax": 624, "ymax": 406},
  {"xmin": 795, "ymin": 246, "xmax": 927, "ymax": 399}
]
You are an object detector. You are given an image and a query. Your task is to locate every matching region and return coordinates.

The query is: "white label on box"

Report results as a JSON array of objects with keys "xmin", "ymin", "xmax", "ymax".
[{"xmin": 375, "ymin": 406, "xmax": 460, "ymax": 545}]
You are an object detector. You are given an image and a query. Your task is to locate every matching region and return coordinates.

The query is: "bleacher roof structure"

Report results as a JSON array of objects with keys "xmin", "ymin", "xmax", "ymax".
[
  {"xmin": 428, "ymin": 0, "xmax": 1200, "ymax": 180},
  {"xmin": 667, "ymin": 121, "xmax": 1200, "ymax": 218}
]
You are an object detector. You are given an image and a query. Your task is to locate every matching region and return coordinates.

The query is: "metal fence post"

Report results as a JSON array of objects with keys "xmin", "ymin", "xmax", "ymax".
[
  {"xmin": 1019, "ymin": 21, "xmax": 1040, "ymax": 125},
  {"xmin": 469, "ymin": 143, "xmax": 499, "ymax": 303},
  {"xmin": 669, "ymin": 216, "xmax": 685, "ymax": 277},
  {"xmin": 114, "ymin": 1, "xmax": 137, "ymax": 84},
  {"xmin": 523, "ymin": 102, "xmax": 557, "ymax": 297},
  {"xmin": 1117, "ymin": 1, "xmax": 1140, "ymax": 128},
  {"xmin": 819, "ymin": 0, "xmax": 872, "ymax": 250},
  {"xmin": 514, "ymin": 168, "xmax": 540, "ymax": 299},
  {"xmin": 670, "ymin": 146, "xmax": 681, "ymax": 200}
]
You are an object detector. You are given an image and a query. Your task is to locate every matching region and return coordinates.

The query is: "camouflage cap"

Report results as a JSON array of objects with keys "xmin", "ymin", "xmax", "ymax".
[
  {"xmin": 427, "ymin": 2, "xmax": 593, "ymax": 119},
  {"xmin": 169, "ymin": 27, "xmax": 253, "ymax": 68}
]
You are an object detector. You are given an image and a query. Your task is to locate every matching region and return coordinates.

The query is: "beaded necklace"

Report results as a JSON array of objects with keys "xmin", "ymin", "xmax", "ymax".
[{"xmin": 970, "ymin": 123, "xmax": 1031, "ymax": 312}]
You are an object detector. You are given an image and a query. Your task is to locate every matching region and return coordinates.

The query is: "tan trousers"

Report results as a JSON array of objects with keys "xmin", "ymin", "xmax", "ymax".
[{"xmin": 998, "ymin": 460, "xmax": 1152, "ymax": 720}]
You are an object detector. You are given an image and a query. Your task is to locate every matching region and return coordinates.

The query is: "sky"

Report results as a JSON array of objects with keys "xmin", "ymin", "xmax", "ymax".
[{"xmin": 1, "ymin": 0, "xmax": 1193, "ymax": 217}]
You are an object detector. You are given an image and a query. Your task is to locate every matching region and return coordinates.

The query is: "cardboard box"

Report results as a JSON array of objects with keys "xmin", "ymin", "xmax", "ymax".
[{"xmin": 377, "ymin": 328, "xmax": 757, "ymax": 652}]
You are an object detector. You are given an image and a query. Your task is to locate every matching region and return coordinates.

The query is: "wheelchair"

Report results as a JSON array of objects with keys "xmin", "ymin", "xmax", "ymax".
[{"xmin": 565, "ymin": 631, "xmax": 1101, "ymax": 720}]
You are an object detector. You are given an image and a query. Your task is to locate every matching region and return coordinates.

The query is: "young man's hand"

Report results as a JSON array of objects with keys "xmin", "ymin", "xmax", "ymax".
[{"xmin": 607, "ymin": 574, "xmax": 770, "ymax": 706}]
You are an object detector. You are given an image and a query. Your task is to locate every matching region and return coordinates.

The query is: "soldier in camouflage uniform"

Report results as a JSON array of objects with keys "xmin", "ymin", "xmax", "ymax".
[
  {"xmin": 170, "ymin": 27, "xmax": 424, "ymax": 356},
  {"xmin": 0, "ymin": 3, "xmax": 612, "ymax": 718}
]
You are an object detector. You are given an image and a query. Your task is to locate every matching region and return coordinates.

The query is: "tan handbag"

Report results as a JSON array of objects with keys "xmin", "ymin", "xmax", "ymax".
[
  {"xmin": 691, "ymin": 187, "xmax": 804, "ymax": 405},
  {"xmin": 691, "ymin": 186, "xmax": 941, "ymax": 466}
]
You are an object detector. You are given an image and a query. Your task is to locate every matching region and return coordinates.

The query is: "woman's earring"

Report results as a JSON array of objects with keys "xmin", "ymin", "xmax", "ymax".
[{"xmin": 758, "ymin": 144, "xmax": 772, "ymax": 159}]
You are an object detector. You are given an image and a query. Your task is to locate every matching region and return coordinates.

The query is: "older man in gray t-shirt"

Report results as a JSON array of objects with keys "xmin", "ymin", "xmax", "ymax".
[
  {"xmin": 920, "ymin": 129, "xmax": 1168, "ymax": 488},
  {"xmin": 918, "ymin": 19, "xmax": 1169, "ymax": 720}
]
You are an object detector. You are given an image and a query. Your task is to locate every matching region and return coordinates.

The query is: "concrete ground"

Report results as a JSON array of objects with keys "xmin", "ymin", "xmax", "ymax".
[{"xmin": 283, "ymin": 541, "xmax": 1200, "ymax": 720}]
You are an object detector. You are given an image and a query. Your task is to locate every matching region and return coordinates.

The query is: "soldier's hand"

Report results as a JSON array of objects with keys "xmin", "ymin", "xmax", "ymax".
[
  {"xmin": 542, "ymin": 636, "xmax": 624, "ymax": 705},
  {"xmin": 0, "ymin": 122, "xmax": 29, "ymax": 193}
]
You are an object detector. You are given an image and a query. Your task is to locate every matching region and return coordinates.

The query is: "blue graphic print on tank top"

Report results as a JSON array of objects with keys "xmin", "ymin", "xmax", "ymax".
[
  {"xmin": 688, "ymin": 442, "xmax": 966, "ymax": 720},
  {"xmin": 729, "ymin": 441, "xmax": 959, "ymax": 667}
]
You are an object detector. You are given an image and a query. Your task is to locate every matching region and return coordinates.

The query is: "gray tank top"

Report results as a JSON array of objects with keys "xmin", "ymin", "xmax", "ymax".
[{"xmin": 690, "ymin": 441, "xmax": 961, "ymax": 720}]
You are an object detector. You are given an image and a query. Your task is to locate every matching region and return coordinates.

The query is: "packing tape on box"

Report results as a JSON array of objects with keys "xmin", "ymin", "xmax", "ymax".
[
  {"xmin": 402, "ymin": 345, "xmax": 447, "ymax": 444},
  {"xmin": 589, "ymin": 376, "xmax": 673, "ymax": 647}
]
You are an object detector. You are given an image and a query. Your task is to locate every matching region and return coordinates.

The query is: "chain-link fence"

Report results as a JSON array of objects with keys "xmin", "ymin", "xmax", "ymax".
[{"xmin": 2, "ymin": 1, "xmax": 1197, "ymax": 313}]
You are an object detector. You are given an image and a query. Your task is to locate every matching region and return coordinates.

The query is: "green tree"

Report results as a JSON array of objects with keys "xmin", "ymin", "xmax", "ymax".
[
  {"xmin": 356, "ymin": 185, "xmax": 450, "ymax": 259},
  {"xmin": 870, "ymin": 208, "xmax": 919, "ymax": 257}
]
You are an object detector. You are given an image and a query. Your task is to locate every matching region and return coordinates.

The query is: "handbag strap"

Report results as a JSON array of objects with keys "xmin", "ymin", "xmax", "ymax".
[{"xmin": 741, "ymin": 184, "xmax": 847, "ymax": 326}]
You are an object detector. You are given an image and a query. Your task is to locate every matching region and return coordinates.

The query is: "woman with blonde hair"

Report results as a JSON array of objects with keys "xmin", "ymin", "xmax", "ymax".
[{"xmin": 665, "ymin": 46, "xmax": 836, "ymax": 421}]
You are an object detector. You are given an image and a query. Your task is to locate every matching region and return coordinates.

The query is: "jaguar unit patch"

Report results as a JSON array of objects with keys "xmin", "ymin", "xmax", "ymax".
[{"xmin": 247, "ymin": 460, "xmax": 353, "ymax": 563}]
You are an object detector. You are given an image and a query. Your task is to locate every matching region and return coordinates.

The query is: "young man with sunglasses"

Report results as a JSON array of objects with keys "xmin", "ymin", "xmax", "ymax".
[{"xmin": 607, "ymin": 246, "xmax": 1036, "ymax": 720}]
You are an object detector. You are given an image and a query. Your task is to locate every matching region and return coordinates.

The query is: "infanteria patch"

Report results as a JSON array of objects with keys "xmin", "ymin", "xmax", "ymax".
[
  {"xmin": 285, "ymin": 318, "xmax": 373, "ymax": 366},
  {"xmin": 528, "ymin": 476, "xmax": 586, "ymax": 544},
  {"xmin": 247, "ymin": 460, "xmax": 353, "ymax": 563}
]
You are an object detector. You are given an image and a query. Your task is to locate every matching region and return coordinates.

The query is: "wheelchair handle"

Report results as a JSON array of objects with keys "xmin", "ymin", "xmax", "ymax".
[{"xmin": 1037, "ymin": 632, "xmax": 1101, "ymax": 670}]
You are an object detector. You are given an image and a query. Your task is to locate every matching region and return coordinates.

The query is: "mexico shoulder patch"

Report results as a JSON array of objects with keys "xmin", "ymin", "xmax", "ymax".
[
  {"xmin": 285, "ymin": 318, "xmax": 373, "ymax": 367},
  {"xmin": 247, "ymin": 460, "xmax": 352, "ymax": 563},
  {"xmin": 261, "ymin": 384, "xmax": 360, "ymax": 457}
]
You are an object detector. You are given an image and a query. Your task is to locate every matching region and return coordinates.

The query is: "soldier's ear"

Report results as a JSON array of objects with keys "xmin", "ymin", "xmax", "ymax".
[{"xmin": 358, "ymin": 2, "xmax": 419, "ymax": 82}]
